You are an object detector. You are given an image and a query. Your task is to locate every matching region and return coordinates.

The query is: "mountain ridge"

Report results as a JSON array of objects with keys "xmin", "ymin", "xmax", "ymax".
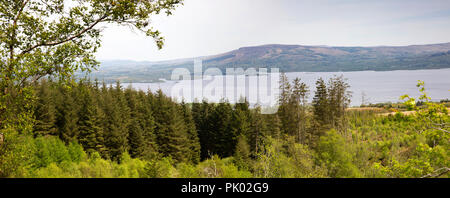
[{"xmin": 92, "ymin": 42, "xmax": 450, "ymax": 83}]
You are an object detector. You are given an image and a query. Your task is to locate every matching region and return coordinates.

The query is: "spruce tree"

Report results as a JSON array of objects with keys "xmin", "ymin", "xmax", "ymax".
[
  {"xmin": 264, "ymin": 113, "xmax": 282, "ymax": 139},
  {"xmin": 232, "ymin": 98, "xmax": 252, "ymax": 143},
  {"xmin": 77, "ymin": 83, "xmax": 105, "ymax": 154},
  {"xmin": 125, "ymin": 87, "xmax": 146, "ymax": 158},
  {"xmin": 153, "ymin": 90, "xmax": 191, "ymax": 163},
  {"xmin": 33, "ymin": 79, "xmax": 58, "ymax": 137},
  {"xmin": 193, "ymin": 100, "xmax": 215, "ymax": 160},
  {"xmin": 181, "ymin": 102, "xmax": 201, "ymax": 164},
  {"xmin": 249, "ymin": 106, "xmax": 268, "ymax": 154},
  {"xmin": 209, "ymin": 101, "xmax": 234, "ymax": 157},
  {"xmin": 277, "ymin": 73, "xmax": 295, "ymax": 135},
  {"xmin": 139, "ymin": 90, "xmax": 159, "ymax": 160},
  {"xmin": 291, "ymin": 78, "xmax": 309, "ymax": 143},
  {"xmin": 327, "ymin": 76, "xmax": 351, "ymax": 132},
  {"xmin": 102, "ymin": 83, "xmax": 129, "ymax": 161},
  {"xmin": 234, "ymin": 135, "xmax": 251, "ymax": 170},
  {"xmin": 57, "ymin": 86, "xmax": 79, "ymax": 143},
  {"xmin": 128, "ymin": 118, "xmax": 146, "ymax": 158},
  {"xmin": 311, "ymin": 78, "xmax": 329, "ymax": 145}
]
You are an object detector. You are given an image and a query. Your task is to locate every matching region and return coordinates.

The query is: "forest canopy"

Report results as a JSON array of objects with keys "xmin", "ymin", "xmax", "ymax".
[{"xmin": 0, "ymin": 76, "xmax": 448, "ymax": 178}]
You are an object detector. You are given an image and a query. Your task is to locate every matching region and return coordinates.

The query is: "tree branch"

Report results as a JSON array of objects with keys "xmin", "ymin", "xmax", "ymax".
[
  {"xmin": 10, "ymin": 0, "xmax": 30, "ymax": 59},
  {"xmin": 421, "ymin": 167, "xmax": 450, "ymax": 178},
  {"xmin": 19, "ymin": 14, "xmax": 108, "ymax": 56},
  {"xmin": 13, "ymin": 0, "xmax": 30, "ymax": 26},
  {"xmin": 430, "ymin": 126, "xmax": 450, "ymax": 134}
]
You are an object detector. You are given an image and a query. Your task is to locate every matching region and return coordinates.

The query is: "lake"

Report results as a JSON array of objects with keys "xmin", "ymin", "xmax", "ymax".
[{"xmin": 120, "ymin": 69, "xmax": 450, "ymax": 107}]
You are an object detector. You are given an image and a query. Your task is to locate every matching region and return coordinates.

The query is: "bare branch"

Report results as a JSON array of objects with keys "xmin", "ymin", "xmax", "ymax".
[
  {"xmin": 421, "ymin": 167, "xmax": 450, "ymax": 178},
  {"xmin": 430, "ymin": 126, "xmax": 450, "ymax": 134},
  {"xmin": 432, "ymin": 123, "xmax": 450, "ymax": 127}
]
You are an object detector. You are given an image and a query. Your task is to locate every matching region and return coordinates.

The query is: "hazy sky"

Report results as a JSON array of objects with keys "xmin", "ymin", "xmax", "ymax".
[{"xmin": 96, "ymin": 0, "xmax": 450, "ymax": 61}]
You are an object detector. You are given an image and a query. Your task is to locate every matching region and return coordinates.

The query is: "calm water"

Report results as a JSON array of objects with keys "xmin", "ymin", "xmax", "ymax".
[{"xmin": 121, "ymin": 69, "xmax": 450, "ymax": 107}]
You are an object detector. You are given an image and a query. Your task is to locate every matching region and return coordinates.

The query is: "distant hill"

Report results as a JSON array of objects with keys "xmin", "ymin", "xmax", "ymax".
[{"xmin": 90, "ymin": 42, "xmax": 450, "ymax": 83}]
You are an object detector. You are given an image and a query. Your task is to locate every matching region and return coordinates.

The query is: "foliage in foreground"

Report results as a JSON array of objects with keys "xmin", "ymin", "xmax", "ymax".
[
  {"xmin": 1, "ymin": 111, "xmax": 448, "ymax": 178},
  {"xmin": 0, "ymin": 78, "xmax": 448, "ymax": 178}
]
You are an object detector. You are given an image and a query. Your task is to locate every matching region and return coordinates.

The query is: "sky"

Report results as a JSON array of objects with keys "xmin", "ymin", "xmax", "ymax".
[{"xmin": 96, "ymin": 0, "xmax": 450, "ymax": 62}]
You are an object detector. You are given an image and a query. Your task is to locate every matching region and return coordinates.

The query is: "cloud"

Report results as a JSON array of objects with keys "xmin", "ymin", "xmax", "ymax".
[{"xmin": 95, "ymin": 0, "xmax": 450, "ymax": 61}]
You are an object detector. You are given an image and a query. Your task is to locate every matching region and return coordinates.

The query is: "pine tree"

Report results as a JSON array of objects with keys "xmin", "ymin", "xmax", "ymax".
[
  {"xmin": 248, "ymin": 106, "xmax": 269, "ymax": 155},
  {"xmin": 311, "ymin": 78, "xmax": 329, "ymax": 145},
  {"xmin": 139, "ymin": 90, "xmax": 159, "ymax": 160},
  {"xmin": 127, "ymin": 118, "xmax": 145, "ymax": 158},
  {"xmin": 279, "ymin": 73, "xmax": 291, "ymax": 107},
  {"xmin": 193, "ymin": 100, "xmax": 215, "ymax": 160},
  {"xmin": 33, "ymin": 79, "xmax": 58, "ymax": 137},
  {"xmin": 291, "ymin": 78, "xmax": 309, "ymax": 143},
  {"xmin": 232, "ymin": 98, "xmax": 252, "ymax": 143},
  {"xmin": 264, "ymin": 113, "xmax": 281, "ymax": 139},
  {"xmin": 77, "ymin": 83, "xmax": 105, "ymax": 154},
  {"xmin": 153, "ymin": 90, "xmax": 191, "ymax": 163},
  {"xmin": 102, "ymin": 83, "xmax": 129, "ymax": 161},
  {"xmin": 90, "ymin": 81, "xmax": 107, "ymax": 155},
  {"xmin": 125, "ymin": 87, "xmax": 146, "ymax": 158},
  {"xmin": 313, "ymin": 78, "xmax": 329, "ymax": 125},
  {"xmin": 327, "ymin": 75, "xmax": 351, "ymax": 132},
  {"xmin": 57, "ymin": 86, "xmax": 79, "ymax": 143},
  {"xmin": 278, "ymin": 73, "xmax": 295, "ymax": 135},
  {"xmin": 234, "ymin": 135, "xmax": 251, "ymax": 170},
  {"xmin": 181, "ymin": 102, "xmax": 201, "ymax": 164},
  {"xmin": 208, "ymin": 101, "xmax": 235, "ymax": 157}
]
